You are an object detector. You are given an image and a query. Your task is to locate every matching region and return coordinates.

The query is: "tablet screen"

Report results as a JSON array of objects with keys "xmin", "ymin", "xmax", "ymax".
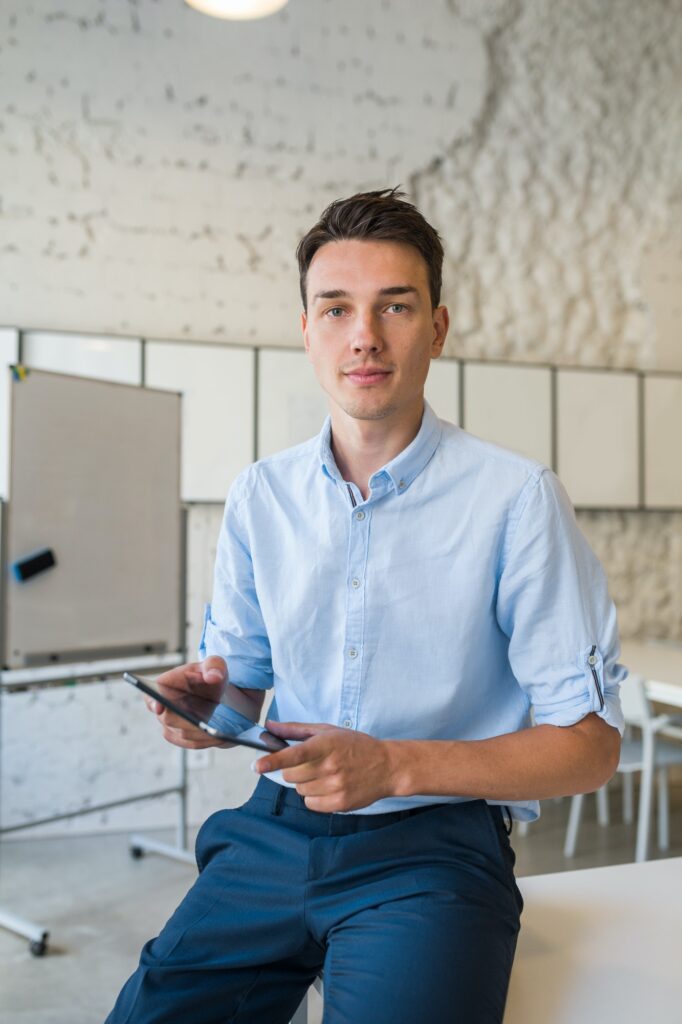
[{"xmin": 123, "ymin": 672, "xmax": 289, "ymax": 753}]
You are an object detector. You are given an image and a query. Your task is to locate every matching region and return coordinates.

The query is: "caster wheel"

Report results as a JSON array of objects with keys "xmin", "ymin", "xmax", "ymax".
[
  {"xmin": 30, "ymin": 938, "xmax": 48, "ymax": 957},
  {"xmin": 130, "ymin": 845, "xmax": 145, "ymax": 859}
]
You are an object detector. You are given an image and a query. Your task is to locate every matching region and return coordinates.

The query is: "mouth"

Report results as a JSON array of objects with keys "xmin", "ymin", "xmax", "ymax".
[{"xmin": 343, "ymin": 368, "xmax": 393, "ymax": 386}]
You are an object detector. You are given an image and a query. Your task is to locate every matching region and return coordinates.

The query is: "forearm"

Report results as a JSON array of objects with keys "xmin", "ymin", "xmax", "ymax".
[{"xmin": 388, "ymin": 713, "xmax": 621, "ymax": 802}]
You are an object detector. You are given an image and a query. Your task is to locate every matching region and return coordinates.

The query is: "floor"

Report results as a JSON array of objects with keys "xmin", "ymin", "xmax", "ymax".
[{"xmin": 1, "ymin": 781, "xmax": 680, "ymax": 1024}]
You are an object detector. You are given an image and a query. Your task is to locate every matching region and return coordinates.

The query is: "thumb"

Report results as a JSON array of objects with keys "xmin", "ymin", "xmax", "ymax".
[{"xmin": 201, "ymin": 656, "xmax": 227, "ymax": 683}]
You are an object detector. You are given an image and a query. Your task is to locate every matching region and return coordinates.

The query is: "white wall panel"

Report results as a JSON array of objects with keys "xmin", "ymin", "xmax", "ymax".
[
  {"xmin": 185, "ymin": 503, "xmax": 224, "ymax": 659},
  {"xmin": 464, "ymin": 363, "xmax": 552, "ymax": 465},
  {"xmin": 557, "ymin": 369, "xmax": 639, "ymax": 507},
  {"xmin": 0, "ymin": 327, "xmax": 19, "ymax": 499},
  {"xmin": 258, "ymin": 348, "xmax": 328, "ymax": 459},
  {"xmin": 644, "ymin": 376, "xmax": 682, "ymax": 508},
  {"xmin": 425, "ymin": 358, "xmax": 460, "ymax": 425},
  {"xmin": 146, "ymin": 342, "xmax": 254, "ymax": 501},
  {"xmin": 22, "ymin": 331, "xmax": 141, "ymax": 384}
]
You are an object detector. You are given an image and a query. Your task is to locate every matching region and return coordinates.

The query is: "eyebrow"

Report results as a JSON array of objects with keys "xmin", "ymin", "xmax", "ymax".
[{"xmin": 312, "ymin": 285, "xmax": 419, "ymax": 302}]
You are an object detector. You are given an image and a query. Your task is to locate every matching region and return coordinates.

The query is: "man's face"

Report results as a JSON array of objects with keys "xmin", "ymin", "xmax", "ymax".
[{"xmin": 301, "ymin": 238, "xmax": 448, "ymax": 426}]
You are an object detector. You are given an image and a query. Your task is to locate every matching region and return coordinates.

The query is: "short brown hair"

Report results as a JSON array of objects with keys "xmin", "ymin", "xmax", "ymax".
[{"xmin": 296, "ymin": 187, "xmax": 444, "ymax": 311}]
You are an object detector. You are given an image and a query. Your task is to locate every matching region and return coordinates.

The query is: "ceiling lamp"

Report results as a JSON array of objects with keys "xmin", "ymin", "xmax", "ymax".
[{"xmin": 185, "ymin": 0, "xmax": 289, "ymax": 20}]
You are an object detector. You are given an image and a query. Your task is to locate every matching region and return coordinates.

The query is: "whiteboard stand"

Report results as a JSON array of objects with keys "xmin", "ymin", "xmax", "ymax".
[
  {"xmin": 0, "ymin": 907, "xmax": 49, "ymax": 957},
  {"xmin": 1, "ymin": 511, "xmax": 192, "ymax": 954},
  {"xmin": 128, "ymin": 748, "xmax": 195, "ymax": 867},
  {"xmin": 0, "ymin": 654, "xmax": 195, "ymax": 955}
]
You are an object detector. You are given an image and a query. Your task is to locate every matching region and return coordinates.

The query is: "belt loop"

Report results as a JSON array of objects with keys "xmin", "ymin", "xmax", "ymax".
[
  {"xmin": 271, "ymin": 784, "xmax": 286, "ymax": 817},
  {"xmin": 502, "ymin": 805, "xmax": 513, "ymax": 836}
]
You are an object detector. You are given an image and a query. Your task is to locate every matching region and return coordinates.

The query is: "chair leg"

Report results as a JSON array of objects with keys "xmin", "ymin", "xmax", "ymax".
[
  {"xmin": 635, "ymin": 731, "xmax": 655, "ymax": 863},
  {"xmin": 657, "ymin": 767, "xmax": 669, "ymax": 851},
  {"xmin": 564, "ymin": 793, "xmax": 584, "ymax": 857},
  {"xmin": 596, "ymin": 784, "xmax": 610, "ymax": 826},
  {"xmin": 622, "ymin": 773, "xmax": 634, "ymax": 825},
  {"xmin": 290, "ymin": 994, "xmax": 308, "ymax": 1024}
]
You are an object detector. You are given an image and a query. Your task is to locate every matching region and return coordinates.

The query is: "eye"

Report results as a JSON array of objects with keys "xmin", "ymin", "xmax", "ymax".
[
  {"xmin": 325, "ymin": 306, "xmax": 346, "ymax": 318},
  {"xmin": 386, "ymin": 303, "xmax": 407, "ymax": 314}
]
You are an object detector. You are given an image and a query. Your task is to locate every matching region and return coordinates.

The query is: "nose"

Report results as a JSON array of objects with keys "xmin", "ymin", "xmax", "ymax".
[{"xmin": 350, "ymin": 311, "xmax": 383, "ymax": 354}]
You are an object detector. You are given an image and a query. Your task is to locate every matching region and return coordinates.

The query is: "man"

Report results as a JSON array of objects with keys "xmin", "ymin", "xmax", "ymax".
[{"xmin": 107, "ymin": 189, "xmax": 624, "ymax": 1024}]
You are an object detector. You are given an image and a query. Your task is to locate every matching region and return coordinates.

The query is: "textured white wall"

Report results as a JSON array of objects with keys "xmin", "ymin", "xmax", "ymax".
[
  {"xmin": 419, "ymin": 0, "xmax": 682, "ymax": 369},
  {"xmin": 2, "ymin": 0, "xmax": 681, "ymax": 835},
  {"xmin": 0, "ymin": 0, "xmax": 487, "ymax": 343}
]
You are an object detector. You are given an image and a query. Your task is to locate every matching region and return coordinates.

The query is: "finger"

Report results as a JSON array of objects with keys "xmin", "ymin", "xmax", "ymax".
[
  {"xmin": 302, "ymin": 793, "xmax": 348, "ymax": 814},
  {"xmin": 255, "ymin": 736, "xmax": 328, "ymax": 774},
  {"xmin": 161, "ymin": 726, "xmax": 220, "ymax": 749},
  {"xmin": 156, "ymin": 661, "xmax": 206, "ymax": 689},
  {"xmin": 294, "ymin": 778, "xmax": 339, "ymax": 797},
  {"xmin": 264, "ymin": 720, "xmax": 336, "ymax": 739},
  {"xmin": 201, "ymin": 655, "xmax": 227, "ymax": 684},
  {"xmin": 154, "ymin": 706, "xmax": 197, "ymax": 733},
  {"xmin": 281, "ymin": 761, "xmax": 329, "ymax": 784}
]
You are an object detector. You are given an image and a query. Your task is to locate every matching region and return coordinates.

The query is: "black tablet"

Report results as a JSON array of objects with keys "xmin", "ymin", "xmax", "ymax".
[{"xmin": 123, "ymin": 672, "xmax": 289, "ymax": 753}]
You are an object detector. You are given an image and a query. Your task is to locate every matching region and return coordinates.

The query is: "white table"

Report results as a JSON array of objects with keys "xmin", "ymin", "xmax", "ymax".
[
  {"xmin": 505, "ymin": 858, "xmax": 682, "ymax": 1023},
  {"xmin": 621, "ymin": 640, "xmax": 682, "ymax": 708}
]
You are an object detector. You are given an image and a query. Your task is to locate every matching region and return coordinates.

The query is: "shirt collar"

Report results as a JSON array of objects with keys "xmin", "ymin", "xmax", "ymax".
[{"xmin": 318, "ymin": 401, "xmax": 442, "ymax": 496}]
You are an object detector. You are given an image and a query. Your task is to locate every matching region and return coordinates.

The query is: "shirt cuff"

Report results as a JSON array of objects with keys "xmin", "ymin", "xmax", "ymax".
[
  {"xmin": 198, "ymin": 604, "xmax": 274, "ymax": 690},
  {"xmin": 533, "ymin": 690, "xmax": 625, "ymax": 734}
]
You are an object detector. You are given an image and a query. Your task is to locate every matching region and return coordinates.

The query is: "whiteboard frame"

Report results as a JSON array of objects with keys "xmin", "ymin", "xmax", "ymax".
[{"xmin": 4, "ymin": 367, "xmax": 184, "ymax": 669}]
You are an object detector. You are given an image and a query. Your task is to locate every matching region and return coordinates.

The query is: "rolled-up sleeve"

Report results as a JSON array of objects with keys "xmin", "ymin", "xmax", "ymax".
[
  {"xmin": 198, "ymin": 474, "xmax": 273, "ymax": 690},
  {"xmin": 496, "ymin": 468, "xmax": 626, "ymax": 734}
]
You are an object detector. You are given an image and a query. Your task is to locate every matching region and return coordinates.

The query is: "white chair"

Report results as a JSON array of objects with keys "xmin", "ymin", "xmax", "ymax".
[
  {"xmin": 290, "ymin": 976, "xmax": 323, "ymax": 1024},
  {"xmin": 564, "ymin": 674, "xmax": 682, "ymax": 862}
]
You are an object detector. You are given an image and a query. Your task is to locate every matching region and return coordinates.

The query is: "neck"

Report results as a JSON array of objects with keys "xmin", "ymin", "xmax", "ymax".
[{"xmin": 330, "ymin": 400, "xmax": 424, "ymax": 500}]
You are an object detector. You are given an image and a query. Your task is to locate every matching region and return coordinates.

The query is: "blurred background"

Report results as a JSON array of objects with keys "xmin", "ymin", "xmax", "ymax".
[{"xmin": 0, "ymin": 1, "xmax": 681, "ymax": 1020}]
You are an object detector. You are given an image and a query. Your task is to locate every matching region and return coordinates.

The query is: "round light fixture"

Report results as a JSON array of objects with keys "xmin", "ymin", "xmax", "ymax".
[{"xmin": 185, "ymin": 0, "xmax": 289, "ymax": 20}]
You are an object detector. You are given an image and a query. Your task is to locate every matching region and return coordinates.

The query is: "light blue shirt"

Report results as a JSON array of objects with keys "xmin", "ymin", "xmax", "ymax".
[{"xmin": 200, "ymin": 402, "xmax": 625, "ymax": 819}]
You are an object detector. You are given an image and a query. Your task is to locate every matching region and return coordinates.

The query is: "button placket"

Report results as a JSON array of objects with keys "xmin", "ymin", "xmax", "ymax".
[{"xmin": 339, "ymin": 502, "xmax": 370, "ymax": 730}]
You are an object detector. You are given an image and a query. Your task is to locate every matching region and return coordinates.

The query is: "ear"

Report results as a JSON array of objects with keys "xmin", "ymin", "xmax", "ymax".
[{"xmin": 431, "ymin": 305, "xmax": 449, "ymax": 359}]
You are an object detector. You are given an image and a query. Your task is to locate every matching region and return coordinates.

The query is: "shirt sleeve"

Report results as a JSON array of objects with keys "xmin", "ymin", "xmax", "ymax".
[
  {"xmin": 198, "ymin": 474, "xmax": 274, "ymax": 690},
  {"xmin": 496, "ymin": 468, "xmax": 626, "ymax": 734}
]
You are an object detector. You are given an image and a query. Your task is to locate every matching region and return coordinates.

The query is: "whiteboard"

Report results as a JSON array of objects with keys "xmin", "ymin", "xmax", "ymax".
[
  {"xmin": 556, "ymin": 369, "xmax": 639, "ymax": 507},
  {"xmin": 258, "ymin": 348, "xmax": 329, "ymax": 458},
  {"xmin": 644, "ymin": 376, "xmax": 682, "ymax": 508},
  {"xmin": 0, "ymin": 327, "xmax": 19, "ymax": 499},
  {"xmin": 145, "ymin": 341, "xmax": 255, "ymax": 501},
  {"xmin": 23, "ymin": 331, "xmax": 141, "ymax": 384},
  {"xmin": 5, "ymin": 369, "xmax": 182, "ymax": 668},
  {"xmin": 425, "ymin": 358, "xmax": 460, "ymax": 425},
  {"xmin": 463, "ymin": 363, "xmax": 552, "ymax": 465}
]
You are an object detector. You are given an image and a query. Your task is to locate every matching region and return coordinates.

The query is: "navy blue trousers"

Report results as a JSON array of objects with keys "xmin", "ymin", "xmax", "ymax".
[{"xmin": 106, "ymin": 776, "xmax": 522, "ymax": 1024}]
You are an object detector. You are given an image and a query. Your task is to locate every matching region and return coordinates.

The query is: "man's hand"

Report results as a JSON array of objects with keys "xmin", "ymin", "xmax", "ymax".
[
  {"xmin": 145, "ymin": 656, "xmax": 230, "ymax": 750},
  {"xmin": 254, "ymin": 720, "xmax": 400, "ymax": 812}
]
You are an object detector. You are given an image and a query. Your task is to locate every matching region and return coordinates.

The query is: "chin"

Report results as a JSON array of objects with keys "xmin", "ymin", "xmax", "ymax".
[{"xmin": 341, "ymin": 399, "xmax": 397, "ymax": 421}]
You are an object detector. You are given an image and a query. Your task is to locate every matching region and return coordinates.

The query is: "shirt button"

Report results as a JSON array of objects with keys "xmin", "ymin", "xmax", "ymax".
[
  {"xmin": 588, "ymin": 655, "xmax": 597, "ymax": 666},
  {"xmin": 351, "ymin": 577, "xmax": 361, "ymax": 589},
  {"xmin": 355, "ymin": 510, "xmax": 366, "ymax": 521},
  {"xmin": 343, "ymin": 719, "xmax": 353, "ymax": 728},
  {"xmin": 398, "ymin": 479, "xmax": 406, "ymax": 489},
  {"xmin": 348, "ymin": 648, "xmax": 358, "ymax": 659}
]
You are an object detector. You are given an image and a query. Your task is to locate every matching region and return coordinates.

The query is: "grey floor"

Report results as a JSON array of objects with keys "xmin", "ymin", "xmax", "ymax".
[{"xmin": 1, "ymin": 781, "xmax": 680, "ymax": 1024}]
